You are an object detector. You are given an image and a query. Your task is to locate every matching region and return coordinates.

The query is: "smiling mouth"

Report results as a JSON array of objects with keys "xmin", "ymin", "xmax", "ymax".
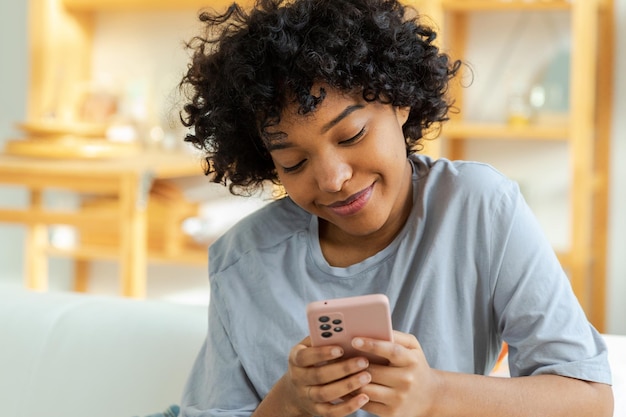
[{"xmin": 326, "ymin": 184, "xmax": 374, "ymax": 216}]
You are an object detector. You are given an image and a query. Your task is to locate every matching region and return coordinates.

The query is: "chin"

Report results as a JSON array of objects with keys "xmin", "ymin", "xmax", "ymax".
[{"xmin": 334, "ymin": 217, "xmax": 388, "ymax": 237}]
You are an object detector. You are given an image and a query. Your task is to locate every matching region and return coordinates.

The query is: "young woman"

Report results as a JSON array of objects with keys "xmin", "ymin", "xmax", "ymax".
[{"xmin": 178, "ymin": 0, "xmax": 613, "ymax": 416}]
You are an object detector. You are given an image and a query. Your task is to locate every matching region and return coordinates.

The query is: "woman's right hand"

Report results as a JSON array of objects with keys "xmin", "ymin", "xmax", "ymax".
[{"xmin": 282, "ymin": 336, "xmax": 373, "ymax": 417}]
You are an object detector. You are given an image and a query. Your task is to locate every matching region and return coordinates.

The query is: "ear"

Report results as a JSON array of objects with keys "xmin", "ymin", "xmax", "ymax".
[{"xmin": 395, "ymin": 106, "xmax": 410, "ymax": 126}]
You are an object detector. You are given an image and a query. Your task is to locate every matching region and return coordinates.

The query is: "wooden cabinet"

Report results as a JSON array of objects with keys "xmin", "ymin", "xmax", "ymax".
[{"xmin": 430, "ymin": 0, "xmax": 614, "ymax": 331}]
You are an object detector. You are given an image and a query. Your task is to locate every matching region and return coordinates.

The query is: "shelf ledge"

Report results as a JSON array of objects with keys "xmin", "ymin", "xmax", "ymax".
[
  {"xmin": 62, "ymin": 0, "xmax": 251, "ymax": 12},
  {"xmin": 442, "ymin": 122, "xmax": 569, "ymax": 140},
  {"xmin": 441, "ymin": 0, "xmax": 572, "ymax": 12}
]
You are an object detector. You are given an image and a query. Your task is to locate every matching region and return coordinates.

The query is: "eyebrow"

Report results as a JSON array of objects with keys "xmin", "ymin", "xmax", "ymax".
[
  {"xmin": 321, "ymin": 104, "xmax": 365, "ymax": 134},
  {"xmin": 264, "ymin": 132, "xmax": 290, "ymax": 152},
  {"xmin": 265, "ymin": 104, "xmax": 365, "ymax": 152},
  {"xmin": 265, "ymin": 140, "xmax": 290, "ymax": 152}
]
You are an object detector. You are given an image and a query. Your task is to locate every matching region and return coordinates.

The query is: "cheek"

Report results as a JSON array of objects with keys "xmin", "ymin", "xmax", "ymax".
[
  {"xmin": 388, "ymin": 129, "xmax": 408, "ymax": 162},
  {"xmin": 276, "ymin": 174, "xmax": 313, "ymax": 206},
  {"xmin": 370, "ymin": 128, "xmax": 407, "ymax": 164}
]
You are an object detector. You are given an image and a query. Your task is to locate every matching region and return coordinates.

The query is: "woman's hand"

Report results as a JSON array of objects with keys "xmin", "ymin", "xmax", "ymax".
[
  {"xmin": 282, "ymin": 336, "xmax": 373, "ymax": 417},
  {"xmin": 353, "ymin": 331, "xmax": 440, "ymax": 417}
]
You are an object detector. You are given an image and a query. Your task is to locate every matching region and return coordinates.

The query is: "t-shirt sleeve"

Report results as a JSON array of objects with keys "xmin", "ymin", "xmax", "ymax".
[
  {"xmin": 179, "ymin": 280, "xmax": 260, "ymax": 417},
  {"xmin": 489, "ymin": 181, "xmax": 611, "ymax": 384}
]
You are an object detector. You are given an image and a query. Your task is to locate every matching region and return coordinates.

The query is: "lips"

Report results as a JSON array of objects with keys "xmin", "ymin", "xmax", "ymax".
[{"xmin": 326, "ymin": 184, "xmax": 374, "ymax": 217}]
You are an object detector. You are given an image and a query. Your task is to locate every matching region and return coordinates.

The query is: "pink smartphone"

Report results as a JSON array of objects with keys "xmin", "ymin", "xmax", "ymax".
[{"xmin": 306, "ymin": 293, "xmax": 393, "ymax": 364}]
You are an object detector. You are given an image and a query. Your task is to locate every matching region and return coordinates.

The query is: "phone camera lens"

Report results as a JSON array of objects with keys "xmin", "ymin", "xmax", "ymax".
[
  {"xmin": 321, "ymin": 332, "xmax": 333, "ymax": 338},
  {"xmin": 334, "ymin": 327, "xmax": 343, "ymax": 333},
  {"xmin": 332, "ymin": 319, "xmax": 342, "ymax": 325},
  {"xmin": 319, "ymin": 316, "xmax": 330, "ymax": 323},
  {"xmin": 320, "ymin": 324, "xmax": 331, "ymax": 330}
]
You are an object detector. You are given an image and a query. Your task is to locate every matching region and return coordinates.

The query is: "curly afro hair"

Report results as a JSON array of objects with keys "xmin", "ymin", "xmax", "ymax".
[{"xmin": 180, "ymin": 0, "xmax": 461, "ymax": 195}]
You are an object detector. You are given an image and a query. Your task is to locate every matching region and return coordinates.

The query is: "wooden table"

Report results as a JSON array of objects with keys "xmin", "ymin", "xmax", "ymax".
[{"xmin": 0, "ymin": 149, "xmax": 206, "ymax": 298}]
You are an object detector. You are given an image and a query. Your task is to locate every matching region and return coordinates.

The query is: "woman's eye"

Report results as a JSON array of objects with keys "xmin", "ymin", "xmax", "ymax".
[
  {"xmin": 340, "ymin": 127, "xmax": 365, "ymax": 145},
  {"xmin": 283, "ymin": 159, "xmax": 306, "ymax": 173}
]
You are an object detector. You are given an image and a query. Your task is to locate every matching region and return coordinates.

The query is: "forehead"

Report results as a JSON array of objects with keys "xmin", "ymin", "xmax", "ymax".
[{"xmin": 263, "ymin": 87, "xmax": 365, "ymax": 143}]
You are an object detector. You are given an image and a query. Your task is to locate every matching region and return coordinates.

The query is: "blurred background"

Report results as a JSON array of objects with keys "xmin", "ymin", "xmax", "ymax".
[{"xmin": 0, "ymin": 0, "xmax": 624, "ymax": 334}]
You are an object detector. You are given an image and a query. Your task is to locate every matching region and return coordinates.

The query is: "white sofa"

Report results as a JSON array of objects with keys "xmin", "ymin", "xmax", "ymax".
[
  {"xmin": 0, "ymin": 285, "xmax": 623, "ymax": 417},
  {"xmin": 607, "ymin": 334, "xmax": 626, "ymax": 417},
  {"xmin": 0, "ymin": 285, "xmax": 207, "ymax": 417}
]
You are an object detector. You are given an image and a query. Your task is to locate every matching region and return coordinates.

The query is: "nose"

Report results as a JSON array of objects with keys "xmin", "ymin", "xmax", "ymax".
[{"xmin": 315, "ymin": 152, "xmax": 352, "ymax": 193}]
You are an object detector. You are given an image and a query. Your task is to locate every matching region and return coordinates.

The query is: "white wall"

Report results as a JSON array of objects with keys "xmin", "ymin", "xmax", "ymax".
[
  {"xmin": 0, "ymin": 1, "xmax": 76, "ymax": 289},
  {"xmin": 0, "ymin": 1, "xmax": 30, "ymax": 285},
  {"xmin": 0, "ymin": 3, "xmax": 624, "ymax": 332}
]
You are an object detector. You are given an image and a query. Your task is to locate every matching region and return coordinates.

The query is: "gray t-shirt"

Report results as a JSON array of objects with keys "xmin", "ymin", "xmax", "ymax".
[{"xmin": 180, "ymin": 155, "xmax": 611, "ymax": 417}]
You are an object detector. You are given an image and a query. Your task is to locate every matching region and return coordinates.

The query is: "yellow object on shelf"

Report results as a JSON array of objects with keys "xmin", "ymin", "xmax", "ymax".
[
  {"xmin": 17, "ymin": 120, "xmax": 108, "ymax": 138},
  {"xmin": 4, "ymin": 120, "xmax": 140, "ymax": 159},
  {"xmin": 5, "ymin": 137, "xmax": 140, "ymax": 159}
]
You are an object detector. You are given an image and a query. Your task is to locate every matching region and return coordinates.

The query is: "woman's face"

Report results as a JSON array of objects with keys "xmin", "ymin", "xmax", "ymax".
[{"xmin": 266, "ymin": 86, "xmax": 413, "ymax": 247}]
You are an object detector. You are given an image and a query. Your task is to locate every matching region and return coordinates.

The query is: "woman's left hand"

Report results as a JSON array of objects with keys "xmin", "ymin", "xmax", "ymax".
[{"xmin": 352, "ymin": 330, "xmax": 441, "ymax": 417}]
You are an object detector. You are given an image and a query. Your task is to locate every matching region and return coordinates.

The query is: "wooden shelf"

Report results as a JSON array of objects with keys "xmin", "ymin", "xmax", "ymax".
[
  {"xmin": 441, "ymin": 0, "xmax": 572, "ymax": 12},
  {"xmin": 436, "ymin": 0, "xmax": 613, "ymax": 332},
  {"xmin": 18, "ymin": 120, "xmax": 107, "ymax": 137},
  {"xmin": 5, "ymin": 137, "xmax": 140, "ymax": 159},
  {"xmin": 0, "ymin": 208, "xmax": 118, "ymax": 228},
  {"xmin": 442, "ymin": 122, "xmax": 569, "ymax": 140},
  {"xmin": 62, "ymin": 0, "xmax": 250, "ymax": 12}
]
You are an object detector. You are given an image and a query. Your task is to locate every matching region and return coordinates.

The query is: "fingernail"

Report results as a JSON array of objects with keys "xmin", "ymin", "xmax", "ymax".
[
  {"xmin": 357, "ymin": 358, "xmax": 368, "ymax": 368},
  {"xmin": 331, "ymin": 347, "xmax": 343, "ymax": 357},
  {"xmin": 353, "ymin": 338, "xmax": 364, "ymax": 348},
  {"xmin": 358, "ymin": 395, "xmax": 369, "ymax": 407},
  {"xmin": 359, "ymin": 373, "xmax": 371, "ymax": 384}
]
